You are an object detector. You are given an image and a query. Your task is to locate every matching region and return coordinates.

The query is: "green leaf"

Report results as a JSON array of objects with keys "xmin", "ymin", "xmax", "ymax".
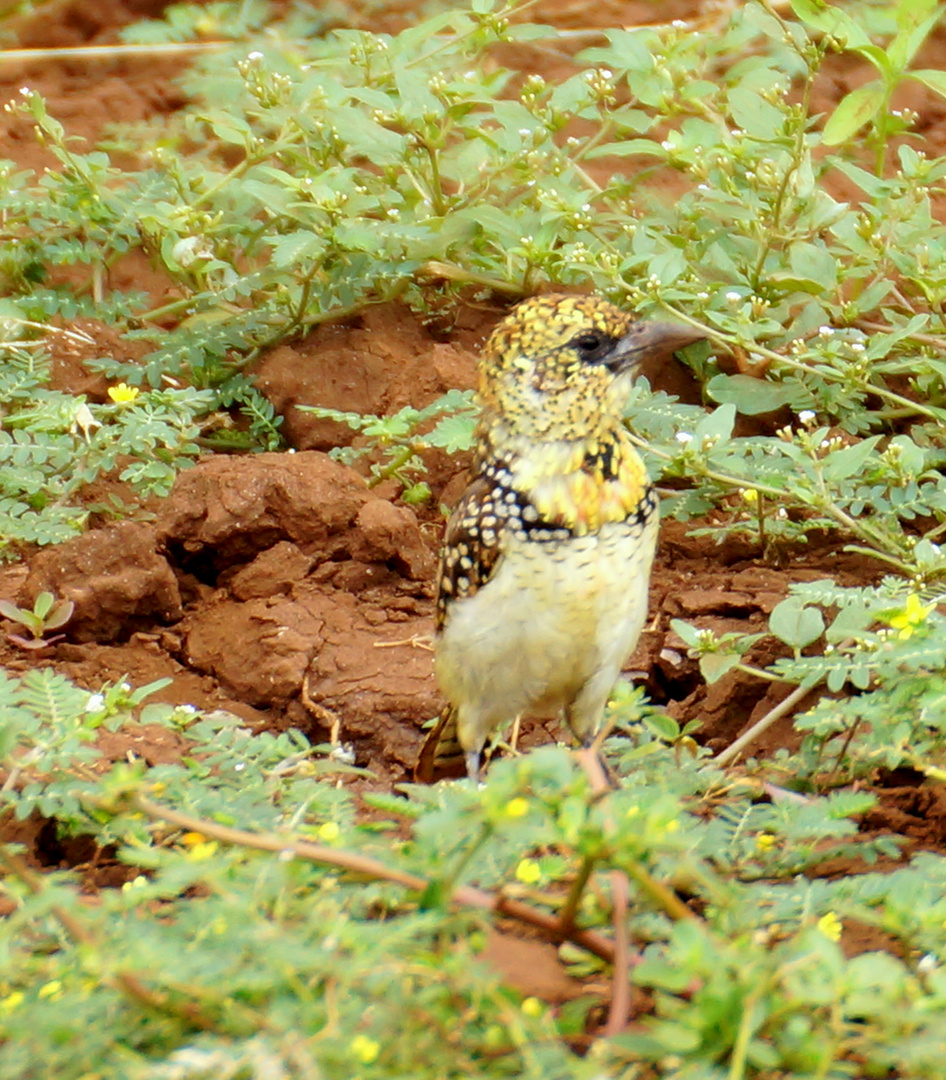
[
  {"xmin": 585, "ymin": 138, "xmax": 666, "ymax": 159},
  {"xmin": 820, "ymin": 436, "xmax": 881, "ymax": 482},
  {"xmin": 887, "ymin": 10, "xmax": 940, "ymax": 73},
  {"xmin": 789, "ymin": 0, "xmax": 872, "ymax": 48},
  {"xmin": 426, "ymin": 414, "xmax": 476, "ymax": 453},
  {"xmin": 906, "ymin": 68, "xmax": 946, "ymax": 101},
  {"xmin": 727, "ymin": 86, "xmax": 785, "ymax": 139},
  {"xmin": 33, "ymin": 592, "xmax": 55, "ymax": 621},
  {"xmin": 693, "ymin": 402, "xmax": 736, "ymax": 445},
  {"xmin": 669, "ymin": 618, "xmax": 702, "ymax": 649},
  {"xmin": 788, "ymin": 241, "xmax": 838, "ymax": 291},
  {"xmin": 822, "ymin": 83, "xmax": 884, "ymax": 145},
  {"xmin": 700, "ymin": 653, "xmax": 742, "ymax": 683},
  {"xmin": 706, "ymin": 374, "xmax": 794, "ymax": 415},
  {"xmin": 267, "ymin": 231, "xmax": 326, "ymax": 268},
  {"xmin": 769, "ymin": 598, "xmax": 825, "ymax": 650}
]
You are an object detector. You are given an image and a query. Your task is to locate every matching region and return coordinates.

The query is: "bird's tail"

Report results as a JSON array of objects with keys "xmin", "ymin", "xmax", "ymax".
[{"xmin": 414, "ymin": 705, "xmax": 467, "ymax": 782}]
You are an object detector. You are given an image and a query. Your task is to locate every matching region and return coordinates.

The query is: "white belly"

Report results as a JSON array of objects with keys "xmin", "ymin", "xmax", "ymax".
[{"xmin": 434, "ymin": 514, "xmax": 658, "ymax": 752}]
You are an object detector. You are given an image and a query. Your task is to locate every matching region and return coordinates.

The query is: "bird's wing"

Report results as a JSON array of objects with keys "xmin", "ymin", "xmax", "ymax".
[
  {"xmin": 416, "ymin": 476, "xmax": 507, "ymax": 782},
  {"xmin": 433, "ymin": 475, "xmax": 505, "ymax": 633}
]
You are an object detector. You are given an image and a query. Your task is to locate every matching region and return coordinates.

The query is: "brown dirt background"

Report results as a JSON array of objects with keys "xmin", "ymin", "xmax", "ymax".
[{"xmin": 3, "ymin": 0, "xmax": 946, "ymax": 964}]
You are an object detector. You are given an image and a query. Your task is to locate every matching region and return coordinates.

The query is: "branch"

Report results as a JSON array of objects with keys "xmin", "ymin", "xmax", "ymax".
[{"xmin": 128, "ymin": 794, "xmax": 618, "ymax": 963}]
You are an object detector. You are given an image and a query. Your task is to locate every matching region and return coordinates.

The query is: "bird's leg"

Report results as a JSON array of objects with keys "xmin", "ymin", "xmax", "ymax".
[
  {"xmin": 465, "ymin": 750, "xmax": 483, "ymax": 785},
  {"xmin": 579, "ymin": 733, "xmax": 619, "ymax": 790},
  {"xmin": 508, "ymin": 714, "xmax": 522, "ymax": 754}
]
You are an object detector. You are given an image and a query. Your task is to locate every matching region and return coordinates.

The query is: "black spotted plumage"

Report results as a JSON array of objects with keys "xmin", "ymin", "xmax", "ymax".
[{"xmin": 415, "ymin": 293, "xmax": 705, "ymax": 783}]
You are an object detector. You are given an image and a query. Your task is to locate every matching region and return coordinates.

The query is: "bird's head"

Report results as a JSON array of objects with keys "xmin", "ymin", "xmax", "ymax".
[{"xmin": 478, "ymin": 293, "xmax": 703, "ymax": 443}]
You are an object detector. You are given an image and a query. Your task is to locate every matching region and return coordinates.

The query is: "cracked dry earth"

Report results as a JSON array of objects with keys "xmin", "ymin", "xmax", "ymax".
[{"xmin": 4, "ymin": 0, "xmax": 946, "ymax": 926}]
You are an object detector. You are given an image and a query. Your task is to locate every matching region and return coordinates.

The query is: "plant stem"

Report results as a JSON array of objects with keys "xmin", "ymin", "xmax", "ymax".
[
  {"xmin": 557, "ymin": 854, "xmax": 596, "ymax": 936},
  {"xmin": 124, "ymin": 794, "xmax": 620, "ymax": 963},
  {"xmin": 714, "ymin": 681, "xmax": 816, "ymax": 767}
]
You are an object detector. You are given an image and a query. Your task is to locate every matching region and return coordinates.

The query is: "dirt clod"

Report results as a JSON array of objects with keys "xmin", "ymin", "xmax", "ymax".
[
  {"xmin": 183, "ymin": 595, "xmax": 325, "ymax": 707},
  {"xmin": 23, "ymin": 521, "xmax": 182, "ymax": 643},
  {"xmin": 157, "ymin": 450, "xmax": 431, "ymax": 582}
]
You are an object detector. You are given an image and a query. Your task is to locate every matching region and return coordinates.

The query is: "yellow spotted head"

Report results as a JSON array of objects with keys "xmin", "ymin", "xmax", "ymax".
[{"xmin": 479, "ymin": 293, "xmax": 702, "ymax": 442}]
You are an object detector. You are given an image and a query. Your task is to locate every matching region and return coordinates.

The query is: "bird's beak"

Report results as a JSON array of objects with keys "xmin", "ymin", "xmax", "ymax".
[{"xmin": 608, "ymin": 321, "xmax": 705, "ymax": 371}]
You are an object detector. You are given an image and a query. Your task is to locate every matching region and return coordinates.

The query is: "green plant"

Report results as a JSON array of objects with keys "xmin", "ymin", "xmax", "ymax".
[
  {"xmin": 793, "ymin": 0, "xmax": 946, "ymax": 174},
  {"xmin": 0, "ymin": 590, "xmax": 73, "ymax": 649},
  {"xmin": 300, "ymin": 388, "xmax": 477, "ymax": 501},
  {"xmin": 9, "ymin": 0, "xmax": 946, "ymax": 1075}
]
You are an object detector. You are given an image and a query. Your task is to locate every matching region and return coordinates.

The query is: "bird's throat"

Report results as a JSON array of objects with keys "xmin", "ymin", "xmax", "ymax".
[{"xmin": 485, "ymin": 425, "xmax": 650, "ymax": 535}]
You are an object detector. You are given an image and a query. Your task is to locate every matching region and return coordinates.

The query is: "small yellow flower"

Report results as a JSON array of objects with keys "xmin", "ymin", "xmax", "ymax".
[
  {"xmin": 887, "ymin": 594, "xmax": 935, "ymax": 640},
  {"xmin": 505, "ymin": 797, "xmax": 529, "ymax": 818},
  {"xmin": 817, "ymin": 911, "xmax": 842, "ymax": 942},
  {"xmin": 37, "ymin": 980, "xmax": 62, "ymax": 1000},
  {"xmin": 515, "ymin": 858, "xmax": 542, "ymax": 884},
  {"xmin": 350, "ymin": 1034, "xmax": 380, "ymax": 1064},
  {"xmin": 755, "ymin": 833, "xmax": 776, "ymax": 851},
  {"xmin": 107, "ymin": 382, "xmax": 139, "ymax": 405},
  {"xmin": 740, "ymin": 488, "xmax": 759, "ymax": 505},
  {"xmin": 521, "ymin": 996, "xmax": 543, "ymax": 1017},
  {"xmin": 181, "ymin": 831, "xmax": 208, "ymax": 847},
  {"xmin": 0, "ymin": 992, "xmax": 23, "ymax": 1012},
  {"xmin": 318, "ymin": 821, "xmax": 340, "ymax": 843},
  {"xmin": 184, "ymin": 841, "xmax": 218, "ymax": 861}
]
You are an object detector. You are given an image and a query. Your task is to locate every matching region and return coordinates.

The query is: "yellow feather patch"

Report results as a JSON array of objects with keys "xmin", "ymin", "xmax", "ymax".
[{"xmin": 528, "ymin": 439, "xmax": 648, "ymax": 535}]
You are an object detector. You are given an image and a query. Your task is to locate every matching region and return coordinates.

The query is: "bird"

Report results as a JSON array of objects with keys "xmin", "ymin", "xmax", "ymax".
[{"xmin": 414, "ymin": 293, "xmax": 704, "ymax": 784}]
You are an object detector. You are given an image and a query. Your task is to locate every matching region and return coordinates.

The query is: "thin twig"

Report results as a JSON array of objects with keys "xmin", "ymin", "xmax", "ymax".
[
  {"xmin": 713, "ymin": 682, "xmax": 814, "ymax": 768},
  {"xmin": 603, "ymin": 871, "xmax": 630, "ymax": 1037},
  {"xmin": 0, "ymin": 42, "xmax": 227, "ymax": 65},
  {"xmin": 128, "ymin": 794, "xmax": 618, "ymax": 963}
]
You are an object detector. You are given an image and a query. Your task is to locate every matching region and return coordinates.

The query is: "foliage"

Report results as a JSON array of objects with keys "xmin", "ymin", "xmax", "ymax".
[
  {"xmin": 4, "ymin": 0, "xmax": 946, "ymax": 1077},
  {"xmin": 0, "ymin": 590, "xmax": 74, "ymax": 649},
  {"xmin": 0, "ymin": 669, "xmax": 940, "ymax": 1080},
  {"xmin": 300, "ymin": 388, "xmax": 477, "ymax": 501}
]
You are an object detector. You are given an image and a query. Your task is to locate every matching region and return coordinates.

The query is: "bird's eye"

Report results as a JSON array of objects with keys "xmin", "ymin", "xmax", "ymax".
[{"xmin": 571, "ymin": 332, "xmax": 613, "ymax": 362}]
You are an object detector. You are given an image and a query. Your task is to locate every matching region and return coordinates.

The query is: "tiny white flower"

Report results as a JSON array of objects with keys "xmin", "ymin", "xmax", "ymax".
[
  {"xmin": 725, "ymin": 291, "xmax": 741, "ymax": 303},
  {"xmin": 171, "ymin": 236, "xmax": 211, "ymax": 266},
  {"xmin": 19, "ymin": 87, "xmax": 31, "ymax": 96},
  {"xmin": 817, "ymin": 325, "xmax": 835, "ymax": 338},
  {"xmin": 246, "ymin": 50, "xmax": 263, "ymax": 61},
  {"xmin": 85, "ymin": 694, "xmax": 105, "ymax": 713},
  {"xmin": 672, "ymin": 19, "xmax": 686, "ymax": 28},
  {"xmin": 849, "ymin": 341, "xmax": 865, "ymax": 353},
  {"xmin": 675, "ymin": 431, "xmax": 694, "ymax": 444},
  {"xmin": 798, "ymin": 410, "xmax": 816, "ymax": 424}
]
